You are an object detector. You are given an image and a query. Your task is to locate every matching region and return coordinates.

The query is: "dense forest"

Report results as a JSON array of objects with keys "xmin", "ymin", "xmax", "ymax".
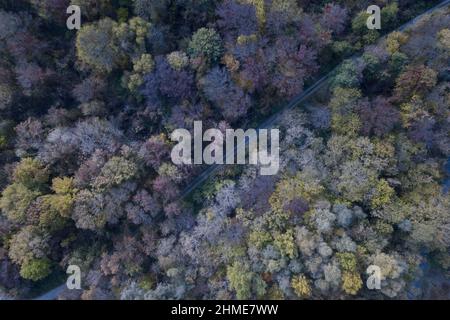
[{"xmin": 0, "ymin": 0, "xmax": 448, "ymax": 299}]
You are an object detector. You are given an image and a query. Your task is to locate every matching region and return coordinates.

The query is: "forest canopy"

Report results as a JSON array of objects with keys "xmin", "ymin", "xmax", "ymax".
[{"xmin": 0, "ymin": 0, "xmax": 448, "ymax": 300}]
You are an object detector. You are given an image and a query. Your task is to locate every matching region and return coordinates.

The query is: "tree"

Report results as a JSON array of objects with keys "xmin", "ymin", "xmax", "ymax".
[
  {"xmin": 227, "ymin": 261, "xmax": 253, "ymax": 300},
  {"xmin": 394, "ymin": 65, "xmax": 437, "ymax": 101},
  {"xmin": 273, "ymin": 229, "xmax": 297, "ymax": 259},
  {"xmin": 100, "ymin": 236, "xmax": 145, "ymax": 281},
  {"xmin": 336, "ymin": 160, "xmax": 376, "ymax": 203},
  {"xmin": 14, "ymin": 61, "xmax": 50, "ymax": 96},
  {"xmin": 141, "ymin": 56, "xmax": 195, "ymax": 104},
  {"xmin": 216, "ymin": 0, "xmax": 258, "ymax": 41},
  {"xmin": 138, "ymin": 134, "xmax": 170, "ymax": 169},
  {"xmin": 19, "ymin": 258, "xmax": 51, "ymax": 281},
  {"xmin": 310, "ymin": 207, "xmax": 336, "ymax": 234},
  {"xmin": 341, "ymin": 271, "xmax": 362, "ymax": 295},
  {"xmin": 94, "ymin": 156, "xmax": 138, "ymax": 190},
  {"xmin": 437, "ymin": 29, "xmax": 450, "ymax": 52},
  {"xmin": 358, "ymin": 97, "xmax": 400, "ymax": 137},
  {"xmin": 72, "ymin": 190, "xmax": 107, "ymax": 230},
  {"xmin": 332, "ymin": 60, "xmax": 361, "ymax": 89},
  {"xmin": 0, "ymin": 183, "xmax": 41, "ymax": 224},
  {"xmin": 201, "ymin": 67, "xmax": 251, "ymax": 121},
  {"xmin": 320, "ymin": 3, "xmax": 348, "ymax": 35},
  {"xmin": 269, "ymin": 171, "xmax": 324, "ymax": 215},
  {"xmin": 188, "ymin": 28, "xmax": 223, "ymax": 65},
  {"xmin": 13, "ymin": 158, "xmax": 49, "ymax": 190},
  {"xmin": 126, "ymin": 189, "xmax": 160, "ymax": 224},
  {"xmin": 265, "ymin": 0, "xmax": 302, "ymax": 34},
  {"xmin": 388, "ymin": 52, "xmax": 408, "ymax": 77},
  {"xmin": 127, "ymin": 53, "xmax": 155, "ymax": 92},
  {"xmin": 269, "ymin": 40, "xmax": 318, "ymax": 98},
  {"xmin": 351, "ymin": 7, "xmax": 384, "ymax": 47},
  {"xmin": 113, "ymin": 17, "xmax": 151, "ymax": 56},
  {"xmin": 380, "ymin": 2, "xmax": 399, "ymax": 31},
  {"xmin": 76, "ymin": 18, "xmax": 121, "ymax": 72},
  {"xmin": 403, "ymin": 184, "xmax": 450, "ymax": 251},
  {"xmin": 385, "ymin": 31, "xmax": 409, "ymax": 55},
  {"xmin": 42, "ymin": 177, "xmax": 77, "ymax": 219},
  {"xmin": 370, "ymin": 179, "xmax": 395, "ymax": 209},
  {"xmin": 166, "ymin": 51, "xmax": 189, "ymax": 71},
  {"xmin": 72, "ymin": 75, "xmax": 106, "ymax": 104},
  {"xmin": 8, "ymin": 226, "xmax": 51, "ymax": 281},
  {"xmin": 291, "ymin": 274, "xmax": 311, "ymax": 298}
]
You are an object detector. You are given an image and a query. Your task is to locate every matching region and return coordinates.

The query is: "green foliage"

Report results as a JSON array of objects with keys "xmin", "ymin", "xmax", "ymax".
[
  {"xmin": 76, "ymin": 11, "xmax": 150, "ymax": 73},
  {"xmin": 373, "ymin": 219, "xmax": 394, "ymax": 236},
  {"xmin": 385, "ymin": 31, "xmax": 409, "ymax": 55},
  {"xmin": 291, "ymin": 274, "xmax": 311, "ymax": 298},
  {"xmin": 115, "ymin": 17, "xmax": 151, "ymax": 48},
  {"xmin": 133, "ymin": 54, "xmax": 154, "ymax": 74},
  {"xmin": 351, "ymin": 11, "xmax": 379, "ymax": 47},
  {"xmin": 20, "ymin": 258, "xmax": 51, "ymax": 281},
  {"xmin": 437, "ymin": 29, "xmax": 450, "ymax": 52},
  {"xmin": 127, "ymin": 53, "xmax": 155, "ymax": 91},
  {"xmin": 352, "ymin": 3, "xmax": 397, "ymax": 47},
  {"xmin": 94, "ymin": 156, "xmax": 138, "ymax": 189},
  {"xmin": 329, "ymin": 87, "xmax": 362, "ymax": 113},
  {"xmin": 332, "ymin": 60, "xmax": 360, "ymax": 88},
  {"xmin": 351, "ymin": 11, "xmax": 370, "ymax": 35},
  {"xmin": 0, "ymin": 183, "xmax": 41, "ymax": 224},
  {"xmin": 331, "ymin": 41, "xmax": 353, "ymax": 58},
  {"xmin": 248, "ymin": 230, "xmax": 272, "ymax": 249},
  {"xmin": 270, "ymin": 171, "xmax": 324, "ymax": 215},
  {"xmin": 157, "ymin": 163, "xmax": 181, "ymax": 181},
  {"xmin": 337, "ymin": 252, "xmax": 358, "ymax": 272},
  {"xmin": 0, "ymin": 0, "xmax": 447, "ymax": 301},
  {"xmin": 117, "ymin": 7, "xmax": 129, "ymax": 23},
  {"xmin": 331, "ymin": 113, "xmax": 361, "ymax": 136},
  {"xmin": 336, "ymin": 160, "xmax": 376, "ymax": 203},
  {"xmin": 380, "ymin": 3, "xmax": 399, "ymax": 30},
  {"xmin": 0, "ymin": 135, "xmax": 7, "ymax": 149},
  {"xmin": 76, "ymin": 18, "xmax": 121, "ymax": 72},
  {"xmin": 188, "ymin": 28, "xmax": 223, "ymax": 64},
  {"xmin": 38, "ymin": 177, "xmax": 77, "ymax": 230},
  {"xmin": 166, "ymin": 51, "xmax": 189, "ymax": 70},
  {"xmin": 388, "ymin": 52, "xmax": 408, "ymax": 76},
  {"xmin": 371, "ymin": 179, "xmax": 395, "ymax": 209},
  {"xmin": 341, "ymin": 271, "xmax": 362, "ymax": 295},
  {"xmin": 13, "ymin": 158, "xmax": 49, "ymax": 190},
  {"xmin": 227, "ymin": 261, "xmax": 253, "ymax": 300},
  {"xmin": 8, "ymin": 225, "xmax": 50, "ymax": 281},
  {"xmin": 273, "ymin": 229, "xmax": 297, "ymax": 259},
  {"xmin": 403, "ymin": 184, "xmax": 450, "ymax": 251},
  {"xmin": 244, "ymin": 0, "xmax": 266, "ymax": 28}
]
